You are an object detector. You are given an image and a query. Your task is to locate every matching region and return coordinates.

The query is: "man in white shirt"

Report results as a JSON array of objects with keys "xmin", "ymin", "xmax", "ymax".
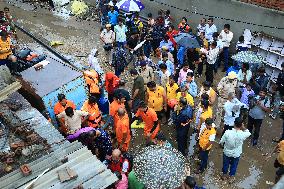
[
  {"xmin": 100, "ymin": 24, "xmax": 115, "ymax": 63},
  {"xmin": 57, "ymin": 107, "xmax": 90, "ymax": 134},
  {"xmin": 222, "ymin": 92, "xmax": 247, "ymax": 136},
  {"xmin": 205, "ymin": 41, "xmax": 219, "ymax": 83},
  {"xmin": 219, "ymin": 24, "xmax": 233, "ymax": 71},
  {"xmin": 219, "ymin": 117, "xmax": 251, "ymax": 182},
  {"xmin": 205, "ymin": 18, "xmax": 217, "ymax": 41},
  {"xmin": 211, "ymin": 32, "xmax": 223, "ymax": 73},
  {"xmin": 197, "ymin": 18, "xmax": 207, "ymax": 36}
]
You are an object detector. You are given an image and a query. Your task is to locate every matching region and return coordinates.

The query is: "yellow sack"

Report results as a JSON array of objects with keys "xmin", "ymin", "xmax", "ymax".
[
  {"xmin": 131, "ymin": 120, "xmax": 145, "ymax": 129},
  {"xmin": 50, "ymin": 41, "xmax": 64, "ymax": 46},
  {"xmin": 71, "ymin": 0, "xmax": 89, "ymax": 16}
]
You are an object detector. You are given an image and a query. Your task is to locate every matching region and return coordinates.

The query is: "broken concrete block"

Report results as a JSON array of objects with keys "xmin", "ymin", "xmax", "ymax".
[{"xmin": 58, "ymin": 167, "xmax": 78, "ymax": 183}]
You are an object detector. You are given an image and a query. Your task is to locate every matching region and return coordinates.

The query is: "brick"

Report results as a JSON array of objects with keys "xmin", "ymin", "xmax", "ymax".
[
  {"xmin": 26, "ymin": 133, "xmax": 39, "ymax": 142},
  {"xmin": 10, "ymin": 141, "xmax": 25, "ymax": 150},
  {"xmin": 20, "ymin": 164, "xmax": 32, "ymax": 176}
]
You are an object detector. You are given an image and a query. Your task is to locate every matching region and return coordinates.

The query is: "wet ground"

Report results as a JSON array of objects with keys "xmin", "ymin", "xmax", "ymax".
[{"xmin": 1, "ymin": 1, "xmax": 283, "ymax": 188}]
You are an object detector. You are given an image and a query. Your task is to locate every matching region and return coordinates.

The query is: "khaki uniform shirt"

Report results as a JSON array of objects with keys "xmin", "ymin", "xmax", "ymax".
[{"xmin": 217, "ymin": 77, "xmax": 238, "ymax": 99}]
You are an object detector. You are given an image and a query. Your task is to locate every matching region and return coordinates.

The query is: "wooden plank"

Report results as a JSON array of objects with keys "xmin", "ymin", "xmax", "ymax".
[{"xmin": 0, "ymin": 81, "xmax": 21, "ymax": 102}]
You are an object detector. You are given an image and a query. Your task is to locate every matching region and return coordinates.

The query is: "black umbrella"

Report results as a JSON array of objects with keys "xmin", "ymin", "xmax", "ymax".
[{"xmin": 175, "ymin": 33, "xmax": 201, "ymax": 49}]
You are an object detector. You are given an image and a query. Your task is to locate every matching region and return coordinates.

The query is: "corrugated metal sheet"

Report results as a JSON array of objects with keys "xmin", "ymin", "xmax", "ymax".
[
  {"xmin": 20, "ymin": 56, "xmax": 82, "ymax": 97},
  {"xmin": 0, "ymin": 92, "xmax": 117, "ymax": 189}
]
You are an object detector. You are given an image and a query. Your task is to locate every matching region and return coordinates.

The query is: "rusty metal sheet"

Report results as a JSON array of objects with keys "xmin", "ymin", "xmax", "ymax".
[{"xmin": 20, "ymin": 56, "xmax": 82, "ymax": 97}]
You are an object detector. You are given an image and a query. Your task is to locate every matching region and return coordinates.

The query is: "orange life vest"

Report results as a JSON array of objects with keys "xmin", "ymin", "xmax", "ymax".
[{"xmin": 84, "ymin": 70, "xmax": 100, "ymax": 94}]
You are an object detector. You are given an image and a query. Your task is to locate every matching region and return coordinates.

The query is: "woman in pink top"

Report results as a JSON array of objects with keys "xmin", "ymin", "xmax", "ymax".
[
  {"xmin": 178, "ymin": 63, "xmax": 193, "ymax": 85},
  {"xmin": 114, "ymin": 172, "xmax": 128, "ymax": 189}
]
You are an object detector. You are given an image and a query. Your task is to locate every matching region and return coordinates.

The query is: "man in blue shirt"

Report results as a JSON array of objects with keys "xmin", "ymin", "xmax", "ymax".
[
  {"xmin": 220, "ymin": 117, "xmax": 251, "ymax": 183},
  {"xmin": 158, "ymin": 53, "xmax": 174, "ymax": 76},
  {"xmin": 173, "ymin": 97, "xmax": 193, "ymax": 156},
  {"xmin": 107, "ymin": 4, "xmax": 119, "ymax": 27},
  {"xmin": 181, "ymin": 72, "xmax": 198, "ymax": 98}
]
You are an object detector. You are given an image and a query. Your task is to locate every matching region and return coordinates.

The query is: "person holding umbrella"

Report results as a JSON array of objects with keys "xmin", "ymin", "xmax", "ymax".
[{"xmin": 173, "ymin": 97, "xmax": 193, "ymax": 156}]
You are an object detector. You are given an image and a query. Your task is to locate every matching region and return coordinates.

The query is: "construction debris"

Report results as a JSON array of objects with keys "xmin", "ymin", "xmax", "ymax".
[{"xmin": 57, "ymin": 167, "xmax": 78, "ymax": 182}]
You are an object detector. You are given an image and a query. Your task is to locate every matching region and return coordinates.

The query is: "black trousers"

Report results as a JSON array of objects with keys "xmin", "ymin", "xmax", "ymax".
[
  {"xmin": 247, "ymin": 115, "xmax": 263, "ymax": 141},
  {"xmin": 48, "ymin": 0, "xmax": 55, "ymax": 8},
  {"xmin": 206, "ymin": 63, "xmax": 214, "ymax": 83},
  {"xmin": 197, "ymin": 60, "xmax": 204, "ymax": 75},
  {"xmin": 176, "ymin": 124, "xmax": 190, "ymax": 156}
]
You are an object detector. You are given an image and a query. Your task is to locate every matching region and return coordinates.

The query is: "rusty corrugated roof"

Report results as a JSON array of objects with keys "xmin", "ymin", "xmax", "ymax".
[{"xmin": 0, "ymin": 92, "xmax": 117, "ymax": 189}]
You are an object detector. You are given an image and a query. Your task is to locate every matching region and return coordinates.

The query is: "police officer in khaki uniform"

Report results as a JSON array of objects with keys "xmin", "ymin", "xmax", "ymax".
[{"xmin": 216, "ymin": 72, "xmax": 238, "ymax": 128}]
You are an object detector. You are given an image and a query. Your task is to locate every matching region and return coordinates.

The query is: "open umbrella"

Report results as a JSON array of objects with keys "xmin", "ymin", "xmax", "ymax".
[
  {"xmin": 174, "ymin": 33, "xmax": 201, "ymax": 49},
  {"xmin": 231, "ymin": 51, "xmax": 264, "ymax": 64},
  {"xmin": 116, "ymin": 0, "xmax": 145, "ymax": 12},
  {"xmin": 133, "ymin": 145, "xmax": 186, "ymax": 189},
  {"xmin": 174, "ymin": 33, "xmax": 191, "ymax": 43}
]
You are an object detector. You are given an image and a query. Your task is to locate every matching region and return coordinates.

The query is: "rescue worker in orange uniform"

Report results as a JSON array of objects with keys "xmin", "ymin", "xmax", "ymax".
[
  {"xmin": 53, "ymin": 94, "xmax": 76, "ymax": 135},
  {"xmin": 84, "ymin": 70, "xmax": 101, "ymax": 99},
  {"xmin": 115, "ymin": 108, "xmax": 131, "ymax": 152},
  {"xmin": 105, "ymin": 72, "xmax": 120, "ymax": 103},
  {"xmin": 81, "ymin": 96, "xmax": 102, "ymax": 128},
  {"xmin": 110, "ymin": 93, "xmax": 126, "ymax": 129},
  {"xmin": 145, "ymin": 81, "xmax": 167, "ymax": 120},
  {"xmin": 134, "ymin": 101, "xmax": 160, "ymax": 140}
]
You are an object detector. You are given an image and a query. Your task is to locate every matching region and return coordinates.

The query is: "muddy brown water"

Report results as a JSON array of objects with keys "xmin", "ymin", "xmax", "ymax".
[{"xmin": 1, "ymin": 1, "xmax": 282, "ymax": 188}]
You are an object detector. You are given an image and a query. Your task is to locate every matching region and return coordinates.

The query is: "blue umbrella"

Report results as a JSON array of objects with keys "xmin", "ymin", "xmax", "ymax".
[
  {"xmin": 175, "ymin": 34, "xmax": 201, "ymax": 49},
  {"xmin": 116, "ymin": 0, "xmax": 145, "ymax": 12}
]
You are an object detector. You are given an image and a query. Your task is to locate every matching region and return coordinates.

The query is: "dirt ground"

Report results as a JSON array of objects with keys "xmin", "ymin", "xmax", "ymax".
[{"xmin": 1, "ymin": 1, "xmax": 283, "ymax": 188}]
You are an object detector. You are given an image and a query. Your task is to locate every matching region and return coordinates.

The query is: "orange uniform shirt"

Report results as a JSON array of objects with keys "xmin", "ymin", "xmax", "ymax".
[
  {"xmin": 81, "ymin": 101, "xmax": 101, "ymax": 128},
  {"xmin": 110, "ymin": 100, "xmax": 126, "ymax": 128},
  {"xmin": 105, "ymin": 72, "xmax": 120, "ymax": 94},
  {"xmin": 53, "ymin": 100, "xmax": 76, "ymax": 133},
  {"xmin": 54, "ymin": 100, "xmax": 76, "ymax": 115},
  {"xmin": 115, "ymin": 114, "xmax": 131, "ymax": 151},
  {"xmin": 135, "ymin": 108, "xmax": 160, "ymax": 139}
]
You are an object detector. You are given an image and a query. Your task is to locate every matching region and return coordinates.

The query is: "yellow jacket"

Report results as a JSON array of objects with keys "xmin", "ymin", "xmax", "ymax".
[
  {"xmin": 199, "ymin": 127, "xmax": 216, "ymax": 150},
  {"xmin": 147, "ymin": 86, "xmax": 165, "ymax": 112}
]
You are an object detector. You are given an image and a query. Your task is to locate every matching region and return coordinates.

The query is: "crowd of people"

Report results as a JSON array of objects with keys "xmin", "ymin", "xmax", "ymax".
[{"xmin": 1, "ymin": 2, "xmax": 284, "ymax": 188}]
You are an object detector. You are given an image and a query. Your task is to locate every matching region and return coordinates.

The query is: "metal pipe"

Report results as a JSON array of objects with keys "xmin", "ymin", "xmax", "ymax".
[{"xmin": 14, "ymin": 23, "xmax": 83, "ymax": 73}]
